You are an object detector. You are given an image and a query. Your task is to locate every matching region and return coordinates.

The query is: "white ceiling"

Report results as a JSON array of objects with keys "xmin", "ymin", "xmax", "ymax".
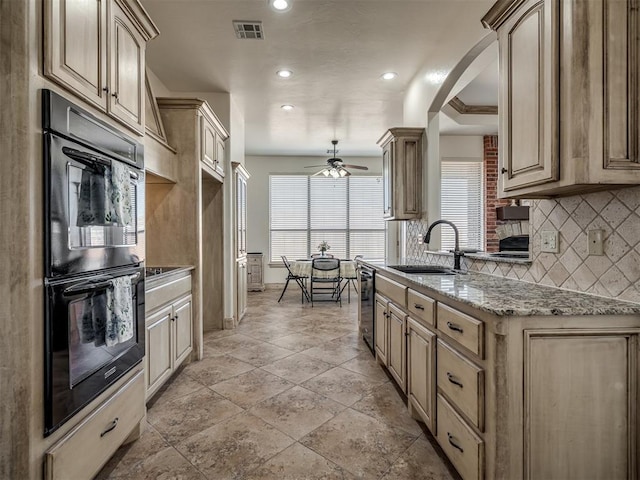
[{"xmin": 142, "ymin": 0, "xmax": 496, "ymax": 157}]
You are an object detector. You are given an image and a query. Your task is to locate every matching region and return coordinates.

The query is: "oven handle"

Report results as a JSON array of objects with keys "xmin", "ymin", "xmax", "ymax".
[
  {"xmin": 62, "ymin": 272, "xmax": 141, "ymax": 296},
  {"xmin": 63, "ymin": 147, "xmax": 139, "ymax": 179}
]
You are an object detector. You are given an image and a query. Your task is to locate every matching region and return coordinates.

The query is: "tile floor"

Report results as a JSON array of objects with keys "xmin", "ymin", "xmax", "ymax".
[{"xmin": 97, "ymin": 287, "xmax": 456, "ymax": 480}]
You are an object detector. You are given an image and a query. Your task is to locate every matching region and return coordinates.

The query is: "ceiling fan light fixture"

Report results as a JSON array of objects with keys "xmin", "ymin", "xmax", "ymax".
[
  {"xmin": 276, "ymin": 69, "xmax": 292, "ymax": 78},
  {"xmin": 269, "ymin": 0, "xmax": 291, "ymax": 12},
  {"xmin": 329, "ymin": 168, "xmax": 340, "ymax": 178},
  {"xmin": 338, "ymin": 168, "xmax": 348, "ymax": 177},
  {"xmin": 322, "ymin": 170, "xmax": 330, "ymax": 177},
  {"xmin": 381, "ymin": 72, "xmax": 397, "ymax": 80}
]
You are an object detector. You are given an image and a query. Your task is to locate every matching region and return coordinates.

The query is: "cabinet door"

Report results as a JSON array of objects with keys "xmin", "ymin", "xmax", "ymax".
[
  {"xmin": 524, "ymin": 329, "xmax": 639, "ymax": 479},
  {"xmin": 201, "ymin": 117, "xmax": 216, "ymax": 169},
  {"xmin": 387, "ymin": 303, "xmax": 407, "ymax": 392},
  {"xmin": 108, "ymin": 0, "xmax": 145, "ymax": 134},
  {"xmin": 374, "ymin": 294, "xmax": 388, "ymax": 365},
  {"xmin": 145, "ymin": 305, "xmax": 173, "ymax": 398},
  {"xmin": 382, "ymin": 143, "xmax": 393, "ymax": 218},
  {"xmin": 248, "ymin": 263, "xmax": 262, "ymax": 290},
  {"xmin": 173, "ymin": 295, "xmax": 193, "ymax": 367},
  {"xmin": 407, "ymin": 318, "xmax": 436, "ymax": 433},
  {"xmin": 236, "ymin": 261, "xmax": 248, "ymax": 321},
  {"xmin": 215, "ymin": 135, "xmax": 226, "ymax": 177},
  {"xmin": 44, "ymin": 0, "xmax": 108, "ymax": 110},
  {"xmin": 499, "ymin": 0, "xmax": 558, "ymax": 193},
  {"xmin": 236, "ymin": 175, "xmax": 247, "ymax": 257}
]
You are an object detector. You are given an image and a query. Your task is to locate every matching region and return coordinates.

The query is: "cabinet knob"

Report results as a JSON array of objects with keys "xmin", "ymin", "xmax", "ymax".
[
  {"xmin": 501, "ymin": 167, "xmax": 508, "ymax": 174},
  {"xmin": 102, "ymin": 86, "xmax": 109, "ymax": 94},
  {"xmin": 112, "ymin": 92, "xmax": 119, "ymax": 99}
]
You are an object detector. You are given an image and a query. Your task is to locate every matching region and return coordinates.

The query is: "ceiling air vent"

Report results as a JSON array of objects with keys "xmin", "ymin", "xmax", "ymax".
[{"xmin": 233, "ymin": 21, "xmax": 264, "ymax": 39}]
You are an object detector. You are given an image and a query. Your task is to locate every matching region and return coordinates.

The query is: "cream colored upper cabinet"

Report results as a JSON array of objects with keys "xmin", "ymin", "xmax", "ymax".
[
  {"xmin": 377, "ymin": 128, "xmax": 424, "ymax": 220},
  {"xmin": 483, "ymin": 0, "xmax": 640, "ymax": 198},
  {"xmin": 108, "ymin": 0, "xmax": 146, "ymax": 133},
  {"xmin": 199, "ymin": 104, "xmax": 229, "ymax": 182},
  {"xmin": 44, "ymin": 0, "xmax": 159, "ymax": 135}
]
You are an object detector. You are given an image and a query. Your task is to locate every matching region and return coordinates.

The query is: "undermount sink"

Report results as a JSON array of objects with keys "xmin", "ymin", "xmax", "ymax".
[{"xmin": 389, "ymin": 265, "xmax": 456, "ymax": 275}]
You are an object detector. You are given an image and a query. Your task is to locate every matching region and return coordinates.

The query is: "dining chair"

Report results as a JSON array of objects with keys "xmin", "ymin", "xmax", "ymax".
[
  {"xmin": 310, "ymin": 253, "xmax": 334, "ymax": 258},
  {"xmin": 339, "ymin": 255, "xmax": 361, "ymax": 303},
  {"xmin": 278, "ymin": 256, "xmax": 310, "ymax": 304},
  {"xmin": 310, "ymin": 257, "xmax": 341, "ymax": 306}
]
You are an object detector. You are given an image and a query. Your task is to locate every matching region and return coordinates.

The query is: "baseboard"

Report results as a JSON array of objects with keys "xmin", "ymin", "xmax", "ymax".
[{"xmin": 223, "ymin": 317, "xmax": 236, "ymax": 330}]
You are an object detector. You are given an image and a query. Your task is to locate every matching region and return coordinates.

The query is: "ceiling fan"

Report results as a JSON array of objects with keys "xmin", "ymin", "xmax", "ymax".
[{"xmin": 306, "ymin": 140, "xmax": 369, "ymax": 178}]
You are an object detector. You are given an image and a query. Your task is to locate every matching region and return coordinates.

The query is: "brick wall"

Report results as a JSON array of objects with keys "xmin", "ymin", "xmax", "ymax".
[{"xmin": 484, "ymin": 135, "xmax": 510, "ymax": 252}]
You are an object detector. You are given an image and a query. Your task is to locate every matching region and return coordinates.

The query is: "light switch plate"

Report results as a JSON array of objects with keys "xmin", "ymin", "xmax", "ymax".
[
  {"xmin": 588, "ymin": 229, "xmax": 605, "ymax": 256},
  {"xmin": 541, "ymin": 230, "xmax": 559, "ymax": 253}
]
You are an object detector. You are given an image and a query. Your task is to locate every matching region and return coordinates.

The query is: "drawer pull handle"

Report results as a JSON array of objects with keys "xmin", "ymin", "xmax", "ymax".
[
  {"xmin": 447, "ymin": 432, "xmax": 464, "ymax": 453},
  {"xmin": 100, "ymin": 417, "xmax": 119, "ymax": 437},
  {"xmin": 446, "ymin": 372, "xmax": 464, "ymax": 388},
  {"xmin": 414, "ymin": 304, "xmax": 424, "ymax": 311},
  {"xmin": 447, "ymin": 321, "xmax": 464, "ymax": 334}
]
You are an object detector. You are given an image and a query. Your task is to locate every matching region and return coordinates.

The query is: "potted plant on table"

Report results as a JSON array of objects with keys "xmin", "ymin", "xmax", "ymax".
[{"xmin": 317, "ymin": 241, "xmax": 330, "ymax": 257}]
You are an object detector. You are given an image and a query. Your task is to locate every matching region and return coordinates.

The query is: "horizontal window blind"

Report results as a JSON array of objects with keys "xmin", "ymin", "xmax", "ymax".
[
  {"xmin": 440, "ymin": 160, "xmax": 484, "ymax": 251},
  {"xmin": 269, "ymin": 175, "xmax": 385, "ymax": 262}
]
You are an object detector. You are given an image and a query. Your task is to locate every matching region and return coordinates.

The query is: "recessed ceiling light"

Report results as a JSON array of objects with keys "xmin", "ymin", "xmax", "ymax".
[
  {"xmin": 276, "ymin": 69, "xmax": 292, "ymax": 78},
  {"xmin": 281, "ymin": 104, "xmax": 294, "ymax": 111},
  {"xmin": 269, "ymin": 0, "xmax": 291, "ymax": 12},
  {"xmin": 381, "ymin": 72, "xmax": 397, "ymax": 80}
]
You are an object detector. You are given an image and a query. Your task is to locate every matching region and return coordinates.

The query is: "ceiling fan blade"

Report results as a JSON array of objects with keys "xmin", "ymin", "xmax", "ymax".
[
  {"xmin": 311, "ymin": 170, "xmax": 327, "ymax": 176},
  {"xmin": 305, "ymin": 165, "xmax": 330, "ymax": 168},
  {"xmin": 342, "ymin": 164, "xmax": 369, "ymax": 170}
]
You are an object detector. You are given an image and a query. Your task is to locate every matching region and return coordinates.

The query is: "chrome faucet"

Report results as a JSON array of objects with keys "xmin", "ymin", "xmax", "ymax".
[{"xmin": 424, "ymin": 220, "xmax": 463, "ymax": 270}]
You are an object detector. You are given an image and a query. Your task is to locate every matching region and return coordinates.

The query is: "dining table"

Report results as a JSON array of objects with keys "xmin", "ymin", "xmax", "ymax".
[{"xmin": 289, "ymin": 259, "xmax": 359, "ymax": 303}]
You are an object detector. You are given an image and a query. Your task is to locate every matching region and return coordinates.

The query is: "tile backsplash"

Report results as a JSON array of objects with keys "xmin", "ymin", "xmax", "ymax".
[{"xmin": 406, "ymin": 185, "xmax": 640, "ymax": 303}]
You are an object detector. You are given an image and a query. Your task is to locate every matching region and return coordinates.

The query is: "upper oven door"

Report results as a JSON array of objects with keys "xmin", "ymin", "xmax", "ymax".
[{"xmin": 45, "ymin": 133, "xmax": 145, "ymax": 277}]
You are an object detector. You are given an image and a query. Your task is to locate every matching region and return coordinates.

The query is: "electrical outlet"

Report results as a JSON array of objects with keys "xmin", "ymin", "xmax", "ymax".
[
  {"xmin": 541, "ymin": 230, "xmax": 559, "ymax": 253},
  {"xmin": 588, "ymin": 229, "xmax": 605, "ymax": 256}
]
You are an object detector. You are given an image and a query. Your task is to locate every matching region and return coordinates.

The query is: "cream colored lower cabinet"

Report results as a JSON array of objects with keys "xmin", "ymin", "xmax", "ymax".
[
  {"xmin": 44, "ymin": 371, "xmax": 145, "ymax": 480},
  {"xmin": 236, "ymin": 259, "xmax": 248, "ymax": 322},
  {"xmin": 374, "ymin": 293, "xmax": 389, "ymax": 364},
  {"xmin": 145, "ymin": 272, "xmax": 193, "ymax": 400},
  {"xmin": 387, "ymin": 303, "xmax": 407, "ymax": 392},
  {"xmin": 523, "ymin": 329, "xmax": 639, "ymax": 480},
  {"xmin": 407, "ymin": 317, "xmax": 436, "ymax": 433}
]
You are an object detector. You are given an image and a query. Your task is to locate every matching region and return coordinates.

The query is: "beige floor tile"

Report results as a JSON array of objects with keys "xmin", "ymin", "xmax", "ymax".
[
  {"xmin": 340, "ymin": 352, "xmax": 391, "ymax": 382},
  {"xmin": 250, "ymin": 385, "xmax": 345, "ymax": 439},
  {"xmin": 302, "ymin": 341, "xmax": 363, "ymax": 365},
  {"xmin": 329, "ymin": 332, "xmax": 370, "ymax": 352},
  {"xmin": 301, "ymin": 367, "xmax": 386, "ymax": 406},
  {"xmin": 210, "ymin": 369, "xmax": 294, "ymax": 408},
  {"xmin": 300, "ymin": 408, "xmax": 416, "ymax": 478},
  {"xmin": 175, "ymin": 412, "xmax": 295, "ymax": 479},
  {"xmin": 261, "ymin": 352, "xmax": 334, "ymax": 384},
  {"xmin": 147, "ymin": 369, "xmax": 206, "ymax": 406},
  {"xmin": 203, "ymin": 333, "xmax": 262, "ymax": 354},
  {"xmin": 202, "ymin": 328, "xmax": 236, "ymax": 341},
  {"xmin": 301, "ymin": 325, "xmax": 356, "ymax": 342},
  {"xmin": 268, "ymin": 332, "xmax": 325, "ymax": 352},
  {"xmin": 99, "ymin": 445, "xmax": 206, "ymax": 480},
  {"xmin": 182, "ymin": 354, "xmax": 255, "ymax": 385},
  {"xmin": 351, "ymin": 382, "xmax": 423, "ymax": 436},
  {"xmin": 147, "ymin": 388, "xmax": 243, "ymax": 443},
  {"xmin": 244, "ymin": 442, "xmax": 356, "ymax": 480},
  {"xmin": 380, "ymin": 436, "xmax": 455, "ymax": 480},
  {"xmin": 227, "ymin": 342, "xmax": 296, "ymax": 367},
  {"xmin": 95, "ymin": 423, "xmax": 169, "ymax": 479}
]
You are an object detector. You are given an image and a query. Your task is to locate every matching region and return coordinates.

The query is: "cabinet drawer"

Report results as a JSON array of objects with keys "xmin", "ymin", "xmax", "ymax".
[
  {"xmin": 45, "ymin": 371, "xmax": 145, "ymax": 480},
  {"xmin": 437, "ymin": 340, "xmax": 484, "ymax": 431},
  {"xmin": 146, "ymin": 274, "xmax": 192, "ymax": 313},
  {"xmin": 437, "ymin": 394, "xmax": 484, "ymax": 480},
  {"xmin": 437, "ymin": 303, "xmax": 484, "ymax": 358},
  {"xmin": 247, "ymin": 257, "xmax": 261, "ymax": 265},
  {"xmin": 376, "ymin": 275, "xmax": 407, "ymax": 307},
  {"xmin": 407, "ymin": 289, "xmax": 435, "ymax": 326}
]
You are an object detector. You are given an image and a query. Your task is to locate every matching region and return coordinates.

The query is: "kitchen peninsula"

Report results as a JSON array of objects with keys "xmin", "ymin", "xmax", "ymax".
[{"xmin": 362, "ymin": 260, "xmax": 640, "ymax": 480}]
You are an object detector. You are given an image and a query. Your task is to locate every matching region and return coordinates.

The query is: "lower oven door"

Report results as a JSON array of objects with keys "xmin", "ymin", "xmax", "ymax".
[{"xmin": 44, "ymin": 265, "xmax": 145, "ymax": 436}]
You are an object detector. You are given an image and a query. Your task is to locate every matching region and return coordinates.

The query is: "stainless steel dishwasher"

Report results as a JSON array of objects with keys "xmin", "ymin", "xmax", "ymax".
[{"xmin": 358, "ymin": 264, "xmax": 376, "ymax": 355}]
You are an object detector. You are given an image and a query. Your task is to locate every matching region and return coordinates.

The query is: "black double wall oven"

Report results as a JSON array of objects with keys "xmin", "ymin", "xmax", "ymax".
[{"xmin": 43, "ymin": 90, "xmax": 146, "ymax": 436}]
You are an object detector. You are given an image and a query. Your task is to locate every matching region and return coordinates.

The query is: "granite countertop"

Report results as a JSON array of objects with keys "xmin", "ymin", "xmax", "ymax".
[
  {"xmin": 364, "ymin": 261, "xmax": 640, "ymax": 317},
  {"xmin": 145, "ymin": 266, "xmax": 194, "ymax": 284}
]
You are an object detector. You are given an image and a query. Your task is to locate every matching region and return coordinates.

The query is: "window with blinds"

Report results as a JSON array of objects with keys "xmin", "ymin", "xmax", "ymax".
[
  {"xmin": 269, "ymin": 175, "xmax": 385, "ymax": 262},
  {"xmin": 440, "ymin": 160, "xmax": 484, "ymax": 251}
]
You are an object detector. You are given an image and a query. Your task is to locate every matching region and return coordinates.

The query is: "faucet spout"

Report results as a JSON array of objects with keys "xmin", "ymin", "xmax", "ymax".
[{"xmin": 424, "ymin": 220, "xmax": 462, "ymax": 270}]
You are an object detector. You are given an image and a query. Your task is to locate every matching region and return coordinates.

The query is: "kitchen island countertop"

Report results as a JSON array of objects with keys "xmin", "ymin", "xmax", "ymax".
[{"xmin": 363, "ymin": 261, "xmax": 640, "ymax": 317}]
